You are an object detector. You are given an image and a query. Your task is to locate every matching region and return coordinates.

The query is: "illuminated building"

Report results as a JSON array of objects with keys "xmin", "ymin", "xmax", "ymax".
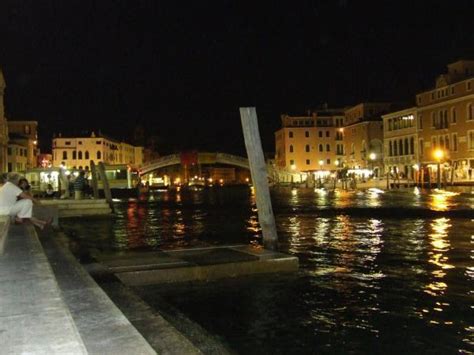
[
  {"xmin": 343, "ymin": 102, "xmax": 392, "ymax": 173},
  {"xmin": 0, "ymin": 69, "xmax": 8, "ymax": 172},
  {"xmin": 416, "ymin": 60, "xmax": 474, "ymax": 178},
  {"xmin": 274, "ymin": 107, "xmax": 345, "ymax": 176},
  {"xmin": 52, "ymin": 132, "xmax": 144, "ymax": 170},
  {"xmin": 7, "ymin": 121, "xmax": 40, "ymax": 171},
  {"xmin": 382, "ymin": 107, "xmax": 419, "ymax": 178}
]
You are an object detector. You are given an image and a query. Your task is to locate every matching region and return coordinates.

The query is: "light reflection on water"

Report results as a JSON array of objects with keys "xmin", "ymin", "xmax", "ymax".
[{"xmin": 62, "ymin": 187, "xmax": 474, "ymax": 353}]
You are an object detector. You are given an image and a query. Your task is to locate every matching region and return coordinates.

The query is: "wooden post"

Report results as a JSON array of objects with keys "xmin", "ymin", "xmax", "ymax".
[
  {"xmin": 90, "ymin": 161, "xmax": 99, "ymax": 199},
  {"xmin": 240, "ymin": 107, "xmax": 278, "ymax": 251},
  {"xmin": 97, "ymin": 162, "xmax": 114, "ymax": 213}
]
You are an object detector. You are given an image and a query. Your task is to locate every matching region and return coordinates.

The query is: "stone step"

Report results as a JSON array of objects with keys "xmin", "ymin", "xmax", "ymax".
[
  {"xmin": 0, "ymin": 216, "xmax": 10, "ymax": 255},
  {"xmin": 59, "ymin": 208, "xmax": 112, "ymax": 218}
]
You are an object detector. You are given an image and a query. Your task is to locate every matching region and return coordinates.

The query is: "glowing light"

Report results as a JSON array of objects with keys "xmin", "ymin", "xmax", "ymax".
[
  {"xmin": 413, "ymin": 164, "xmax": 420, "ymax": 170},
  {"xmin": 319, "ymin": 160, "xmax": 324, "ymax": 166},
  {"xmin": 290, "ymin": 164, "xmax": 296, "ymax": 170},
  {"xmin": 335, "ymin": 160, "xmax": 340, "ymax": 166},
  {"xmin": 433, "ymin": 149, "xmax": 444, "ymax": 160},
  {"xmin": 369, "ymin": 153, "xmax": 376, "ymax": 160}
]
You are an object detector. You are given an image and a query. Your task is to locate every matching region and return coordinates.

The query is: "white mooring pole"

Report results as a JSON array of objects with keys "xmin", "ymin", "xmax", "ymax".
[{"xmin": 240, "ymin": 107, "xmax": 278, "ymax": 250}]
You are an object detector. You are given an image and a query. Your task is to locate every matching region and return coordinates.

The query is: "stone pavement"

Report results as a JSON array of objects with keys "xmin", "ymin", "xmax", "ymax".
[
  {"xmin": 0, "ymin": 224, "xmax": 158, "ymax": 354},
  {"xmin": 0, "ymin": 224, "xmax": 88, "ymax": 354}
]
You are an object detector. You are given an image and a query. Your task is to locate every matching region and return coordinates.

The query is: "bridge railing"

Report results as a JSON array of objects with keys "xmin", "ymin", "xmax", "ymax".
[{"xmin": 215, "ymin": 152, "xmax": 249, "ymax": 168}]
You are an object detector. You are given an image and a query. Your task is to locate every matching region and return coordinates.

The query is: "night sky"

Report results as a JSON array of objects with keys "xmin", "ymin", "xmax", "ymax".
[{"xmin": 1, "ymin": 1, "xmax": 473, "ymax": 155}]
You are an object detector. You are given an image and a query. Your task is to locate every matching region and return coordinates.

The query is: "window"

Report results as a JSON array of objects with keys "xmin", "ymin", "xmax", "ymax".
[
  {"xmin": 404, "ymin": 139, "xmax": 409, "ymax": 155},
  {"xmin": 24, "ymin": 125, "xmax": 30, "ymax": 134},
  {"xmin": 388, "ymin": 119, "xmax": 393, "ymax": 131},
  {"xmin": 432, "ymin": 112, "xmax": 437, "ymax": 127},
  {"xmin": 468, "ymin": 131, "xmax": 474, "ymax": 150},
  {"xmin": 418, "ymin": 114, "xmax": 423, "ymax": 129},
  {"xmin": 289, "ymin": 131, "xmax": 293, "ymax": 138},
  {"xmin": 78, "ymin": 141, "xmax": 83, "ymax": 145},
  {"xmin": 63, "ymin": 151, "xmax": 67, "ymax": 160},
  {"xmin": 326, "ymin": 144, "xmax": 330, "ymax": 152},
  {"xmin": 468, "ymin": 103, "xmax": 473, "ymax": 121},
  {"xmin": 85, "ymin": 151, "xmax": 89, "ymax": 160},
  {"xmin": 393, "ymin": 141, "xmax": 398, "ymax": 156},
  {"xmin": 72, "ymin": 151, "xmax": 77, "ymax": 159},
  {"xmin": 326, "ymin": 131, "xmax": 330, "ymax": 137},
  {"xmin": 96, "ymin": 141, "xmax": 102, "ymax": 145},
  {"xmin": 452, "ymin": 133, "xmax": 458, "ymax": 152},
  {"xmin": 305, "ymin": 131, "xmax": 309, "ymax": 137},
  {"xmin": 290, "ymin": 159, "xmax": 294, "ymax": 165},
  {"xmin": 326, "ymin": 159, "xmax": 330, "ymax": 165},
  {"xmin": 398, "ymin": 140, "xmax": 403, "ymax": 155},
  {"xmin": 419, "ymin": 139, "xmax": 424, "ymax": 157},
  {"xmin": 319, "ymin": 144, "xmax": 323, "ymax": 152},
  {"xmin": 451, "ymin": 108, "xmax": 457, "ymax": 124},
  {"xmin": 78, "ymin": 151, "xmax": 83, "ymax": 159},
  {"xmin": 97, "ymin": 151, "xmax": 101, "ymax": 159},
  {"xmin": 432, "ymin": 136, "xmax": 437, "ymax": 148},
  {"xmin": 467, "ymin": 81, "xmax": 472, "ymax": 91},
  {"xmin": 289, "ymin": 145, "xmax": 294, "ymax": 153},
  {"xmin": 443, "ymin": 110, "xmax": 448, "ymax": 128},
  {"xmin": 306, "ymin": 159, "xmax": 310, "ymax": 165},
  {"xmin": 445, "ymin": 135, "xmax": 450, "ymax": 150},
  {"xmin": 410, "ymin": 137, "xmax": 414, "ymax": 154},
  {"xmin": 318, "ymin": 131, "xmax": 322, "ymax": 138},
  {"xmin": 451, "ymin": 87, "xmax": 455, "ymax": 94},
  {"xmin": 65, "ymin": 141, "xmax": 71, "ymax": 145},
  {"xmin": 389, "ymin": 141, "xmax": 393, "ymax": 156},
  {"xmin": 305, "ymin": 145, "xmax": 310, "ymax": 152},
  {"xmin": 7, "ymin": 147, "xmax": 11, "ymax": 155}
]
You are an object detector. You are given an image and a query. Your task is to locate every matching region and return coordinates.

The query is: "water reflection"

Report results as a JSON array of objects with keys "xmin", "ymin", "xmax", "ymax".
[{"xmin": 63, "ymin": 187, "xmax": 473, "ymax": 353}]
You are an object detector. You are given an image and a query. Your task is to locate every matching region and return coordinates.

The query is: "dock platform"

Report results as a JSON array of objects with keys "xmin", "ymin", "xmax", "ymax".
[{"xmin": 95, "ymin": 245, "xmax": 299, "ymax": 286}]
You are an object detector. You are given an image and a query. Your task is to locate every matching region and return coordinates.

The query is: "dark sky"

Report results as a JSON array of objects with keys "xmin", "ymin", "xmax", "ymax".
[{"xmin": 1, "ymin": 0, "xmax": 473, "ymax": 155}]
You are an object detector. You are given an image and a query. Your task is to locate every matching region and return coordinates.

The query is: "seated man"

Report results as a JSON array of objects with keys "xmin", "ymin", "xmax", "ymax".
[{"xmin": 0, "ymin": 174, "xmax": 51, "ymax": 229}]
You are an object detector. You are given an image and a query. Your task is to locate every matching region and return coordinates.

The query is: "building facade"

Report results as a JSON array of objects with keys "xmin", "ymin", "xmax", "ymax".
[
  {"xmin": 7, "ymin": 121, "xmax": 39, "ymax": 171},
  {"xmin": 343, "ymin": 103, "xmax": 391, "ymax": 174},
  {"xmin": 382, "ymin": 107, "xmax": 419, "ymax": 178},
  {"xmin": 52, "ymin": 132, "xmax": 144, "ymax": 170},
  {"xmin": 274, "ymin": 109, "xmax": 345, "ymax": 177},
  {"xmin": 0, "ymin": 69, "xmax": 9, "ymax": 172},
  {"xmin": 415, "ymin": 60, "xmax": 474, "ymax": 179}
]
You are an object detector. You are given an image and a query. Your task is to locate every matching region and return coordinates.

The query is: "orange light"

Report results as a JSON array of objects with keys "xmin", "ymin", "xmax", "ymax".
[{"xmin": 433, "ymin": 149, "xmax": 444, "ymax": 160}]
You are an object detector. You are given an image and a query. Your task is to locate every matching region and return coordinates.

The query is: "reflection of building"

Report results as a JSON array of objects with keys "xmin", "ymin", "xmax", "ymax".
[
  {"xmin": 416, "ymin": 60, "xmax": 474, "ymax": 177},
  {"xmin": 344, "ymin": 103, "xmax": 391, "ymax": 172},
  {"xmin": 382, "ymin": 107, "xmax": 419, "ymax": 178},
  {"xmin": 52, "ymin": 132, "xmax": 144, "ymax": 170},
  {"xmin": 7, "ymin": 121, "xmax": 39, "ymax": 171},
  {"xmin": 274, "ymin": 108, "xmax": 345, "ymax": 174},
  {"xmin": 0, "ymin": 69, "xmax": 9, "ymax": 172}
]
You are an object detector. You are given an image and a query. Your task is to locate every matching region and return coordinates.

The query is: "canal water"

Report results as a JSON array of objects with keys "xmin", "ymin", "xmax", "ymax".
[{"xmin": 63, "ymin": 187, "xmax": 474, "ymax": 354}]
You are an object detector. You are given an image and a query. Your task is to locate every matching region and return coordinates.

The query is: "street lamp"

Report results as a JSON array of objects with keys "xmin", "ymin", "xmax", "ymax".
[
  {"xmin": 369, "ymin": 153, "xmax": 377, "ymax": 177},
  {"xmin": 433, "ymin": 149, "xmax": 444, "ymax": 189}
]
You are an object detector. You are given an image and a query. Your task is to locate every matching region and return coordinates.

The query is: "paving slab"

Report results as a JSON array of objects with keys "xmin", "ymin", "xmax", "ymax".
[{"xmin": 0, "ymin": 224, "xmax": 87, "ymax": 354}]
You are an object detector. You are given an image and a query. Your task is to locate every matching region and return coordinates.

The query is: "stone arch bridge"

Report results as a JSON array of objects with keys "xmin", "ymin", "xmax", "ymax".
[{"xmin": 139, "ymin": 152, "xmax": 253, "ymax": 175}]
